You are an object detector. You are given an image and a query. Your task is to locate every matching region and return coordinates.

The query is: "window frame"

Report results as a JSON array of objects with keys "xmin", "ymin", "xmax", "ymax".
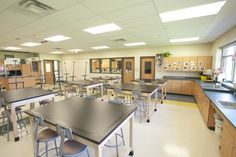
[{"xmin": 221, "ymin": 42, "xmax": 236, "ymax": 82}]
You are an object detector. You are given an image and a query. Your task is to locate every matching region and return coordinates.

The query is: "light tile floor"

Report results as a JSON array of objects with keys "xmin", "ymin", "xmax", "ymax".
[{"xmin": 0, "ymin": 96, "xmax": 221, "ymax": 157}]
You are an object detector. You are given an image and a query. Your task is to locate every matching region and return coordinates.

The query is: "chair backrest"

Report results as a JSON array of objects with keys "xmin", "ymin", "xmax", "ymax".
[
  {"xmin": 56, "ymin": 124, "xmax": 73, "ymax": 156},
  {"xmin": 114, "ymin": 87, "xmax": 122, "ymax": 94},
  {"xmin": 85, "ymin": 95, "xmax": 96, "ymax": 100},
  {"xmin": 132, "ymin": 90, "xmax": 141, "ymax": 99},
  {"xmin": 34, "ymin": 116, "xmax": 44, "ymax": 141},
  {"xmin": 108, "ymin": 99, "xmax": 123, "ymax": 105},
  {"xmin": 0, "ymin": 98, "xmax": 5, "ymax": 108}
]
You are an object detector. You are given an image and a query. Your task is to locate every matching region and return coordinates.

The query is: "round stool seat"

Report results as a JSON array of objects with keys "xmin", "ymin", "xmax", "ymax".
[
  {"xmin": 64, "ymin": 140, "xmax": 87, "ymax": 155},
  {"xmin": 38, "ymin": 128, "xmax": 59, "ymax": 142}
]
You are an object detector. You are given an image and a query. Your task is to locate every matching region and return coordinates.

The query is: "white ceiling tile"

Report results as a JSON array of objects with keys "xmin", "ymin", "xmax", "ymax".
[
  {"xmin": 0, "ymin": 7, "xmax": 40, "ymax": 26},
  {"xmin": 47, "ymin": 3, "xmax": 96, "ymax": 24},
  {"xmin": 163, "ymin": 16, "xmax": 214, "ymax": 29},
  {"xmin": 102, "ymin": 1, "xmax": 157, "ymax": 22},
  {"xmin": 154, "ymin": 0, "xmax": 223, "ymax": 13},
  {"xmin": 38, "ymin": 0, "xmax": 79, "ymax": 10},
  {"xmin": 0, "ymin": 21, "xmax": 19, "ymax": 34},
  {"xmin": 117, "ymin": 14, "xmax": 162, "ymax": 28},
  {"xmin": 68, "ymin": 16, "xmax": 109, "ymax": 30},
  {"xmin": 25, "ymin": 17, "xmax": 63, "ymax": 32},
  {"xmin": 81, "ymin": 0, "xmax": 149, "ymax": 14},
  {"xmin": 124, "ymin": 24, "xmax": 163, "ymax": 34},
  {"xmin": 165, "ymin": 24, "xmax": 209, "ymax": 35}
]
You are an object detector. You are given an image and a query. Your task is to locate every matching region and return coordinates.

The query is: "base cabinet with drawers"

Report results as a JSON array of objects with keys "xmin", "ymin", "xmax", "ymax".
[
  {"xmin": 220, "ymin": 119, "xmax": 236, "ymax": 157},
  {"xmin": 166, "ymin": 80, "xmax": 194, "ymax": 95}
]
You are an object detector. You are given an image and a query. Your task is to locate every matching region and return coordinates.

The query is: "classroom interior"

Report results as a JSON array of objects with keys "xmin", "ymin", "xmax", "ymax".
[{"xmin": 0, "ymin": 0, "xmax": 236, "ymax": 157}]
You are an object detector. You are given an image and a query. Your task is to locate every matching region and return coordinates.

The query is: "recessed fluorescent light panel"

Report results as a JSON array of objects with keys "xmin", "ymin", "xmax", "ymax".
[
  {"xmin": 84, "ymin": 23, "xmax": 122, "ymax": 34},
  {"xmin": 160, "ymin": 1, "xmax": 226, "ymax": 22},
  {"xmin": 170, "ymin": 37, "xmax": 200, "ymax": 43},
  {"xmin": 50, "ymin": 51, "xmax": 64, "ymax": 54},
  {"xmin": 4, "ymin": 47, "xmax": 22, "ymax": 50},
  {"xmin": 44, "ymin": 35, "xmax": 71, "ymax": 42},
  {"xmin": 124, "ymin": 42, "xmax": 147, "ymax": 47},
  {"xmin": 68, "ymin": 49, "xmax": 83, "ymax": 52},
  {"xmin": 21, "ymin": 42, "xmax": 41, "ymax": 47},
  {"xmin": 91, "ymin": 46, "xmax": 110, "ymax": 50}
]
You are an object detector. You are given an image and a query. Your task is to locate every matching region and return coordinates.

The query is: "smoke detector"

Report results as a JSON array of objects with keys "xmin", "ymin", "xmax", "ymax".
[{"xmin": 17, "ymin": 0, "xmax": 56, "ymax": 15}]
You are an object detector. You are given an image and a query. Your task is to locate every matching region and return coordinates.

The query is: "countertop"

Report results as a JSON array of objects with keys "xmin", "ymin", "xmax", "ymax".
[
  {"xmin": 164, "ymin": 76, "xmax": 231, "ymax": 92},
  {"xmin": 0, "ymin": 75, "xmax": 35, "ymax": 79},
  {"xmin": 204, "ymin": 91, "xmax": 236, "ymax": 128}
]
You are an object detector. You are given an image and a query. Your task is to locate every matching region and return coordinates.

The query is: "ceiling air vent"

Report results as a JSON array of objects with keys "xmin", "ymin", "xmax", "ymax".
[
  {"xmin": 113, "ymin": 38, "xmax": 127, "ymax": 42},
  {"xmin": 17, "ymin": 0, "xmax": 56, "ymax": 15}
]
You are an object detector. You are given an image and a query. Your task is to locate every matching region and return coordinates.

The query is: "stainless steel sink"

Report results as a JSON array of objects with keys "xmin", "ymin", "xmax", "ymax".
[{"xmin": 218, "ymin": 101, "xmax": 236, "ymax": 109}]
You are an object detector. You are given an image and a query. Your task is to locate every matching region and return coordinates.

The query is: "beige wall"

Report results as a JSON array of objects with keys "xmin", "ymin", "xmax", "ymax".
[
  {"xmin": 61, "ymin": 43, "xmax": 211, "ymax": 80},
  {"xmin": 38, "ymin": 53, "xmax": 62, "ymax": 61},
  {"xmin": 211, "ymin": 26, "xmax": 236, "ymax": 68}
]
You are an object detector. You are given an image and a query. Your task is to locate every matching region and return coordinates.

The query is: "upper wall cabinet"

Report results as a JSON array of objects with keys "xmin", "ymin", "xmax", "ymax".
[
  {"xmin": 182, "ymin": 57, "xmax": 197, "ymax": 71},
  {"xmin": 197, "ymin": 56, "xmax": 212, "ymax": 71},
  {"xmin": 164, "ymin": 56, "xmax": 212, "ymax": 72}
]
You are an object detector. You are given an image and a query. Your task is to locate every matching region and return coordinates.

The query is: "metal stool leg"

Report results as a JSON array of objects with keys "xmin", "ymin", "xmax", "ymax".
[
  {"xmin": 120, "ymin": 128, "xmax": 125, "ymax": 146},
  {"xmin": 36, "ymin": 142, "xmax": 40, "ymax": 157},
  {"xmin": 45, "ymin": 141, "xmax": 48, "ymax": 157},
  {"xmin": 54, "ymin": 139, "xmax": 58, "ymax": 156},
  {"xmin": 115, "ymin": 133, "xmax": 119, "ymax": 157}
]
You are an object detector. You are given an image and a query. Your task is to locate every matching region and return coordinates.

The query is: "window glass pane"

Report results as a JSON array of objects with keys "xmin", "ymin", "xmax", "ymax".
[
  {"xmin": 223, "ymin": 46, "xmax": 234, "ymax": 56},
  {"xmin": 145, "ymin": 61, "xmax": 152, "ymax": 74},
  {"xmin": 223, "ymin": 56, "xmax": 233, "ymax": 81},
  {"xmin": 91, "ymin": 59, "xmax": 100, "ymax": 73},
  {"xmin": 111, "ymin": 58, "xmax": 122, "ymax": 73},
  {"xmin": 101, "ymin": 59, "xmax": 110, "ymax": 73}
]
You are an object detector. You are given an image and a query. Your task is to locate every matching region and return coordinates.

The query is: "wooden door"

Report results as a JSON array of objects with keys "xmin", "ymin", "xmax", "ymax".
[
  {"xmin": 140, "ymin": 57, "xmax": 155, "ymax": 80},
  {"xmin": 43, "ymin": 60, "xmax": 54, "ymax": 84},
  {"xmin": 122, "ymin": 58, "xmax": 134, "ymax": 83}
]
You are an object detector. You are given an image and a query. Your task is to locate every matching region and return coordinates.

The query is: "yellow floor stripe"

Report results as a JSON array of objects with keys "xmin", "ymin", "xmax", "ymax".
[{"xmin": 163, "ymin": 100, "xmax": 197, "ymax": 108}]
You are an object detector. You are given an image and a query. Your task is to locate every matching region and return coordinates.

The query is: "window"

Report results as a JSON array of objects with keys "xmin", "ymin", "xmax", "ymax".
[
  {"xmin": 144, "ymin": 61, "xmax": 152, "ymax": 74},
  {"xmin": 222, "ymin": 42, "xmax": 236, "ymax": 82},
  {"xmin": 111, "ymin": 58, "xmax": 122, "ymax": 73},
  {"xmin": 101, "ymin": 59, "xmax": 110, "ymax": 73},
  {"xmin": 91, "ymin": 59, "xmax": 101, "ymax": 73}
]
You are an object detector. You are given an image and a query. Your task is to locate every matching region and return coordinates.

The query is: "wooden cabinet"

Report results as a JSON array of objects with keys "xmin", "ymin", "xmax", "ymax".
[
  {"xmin": 197, "ymin": 56, "xmax": 212, "ymax": 71},
  {"xmin": 164, "ymin": 57, "xmax": 182, "ymax": 71},
  {"xmin": 182, "ymin": 57, "xmax": 197, "ymax": 71},
  {"xmin": 181, "ymin": 80, "xmax": 194, "ymax": 95},
  {"xmin": 164, "ymin": 56, "xmax": 212, "ymax": 71},
  {"xmin": 166, "ymin": 80, "xmax": 182, "ymax": 93},
  {"xmin": 194, "ymin": 82, "xmax": 216, "ymax": 128},
  {"xmin": 221, "ymin": 119, "xmax": 236, "ymax": 157},
  {"xmin": 21, "ymin": 64, "xmax": 32, "ymax": 76}
]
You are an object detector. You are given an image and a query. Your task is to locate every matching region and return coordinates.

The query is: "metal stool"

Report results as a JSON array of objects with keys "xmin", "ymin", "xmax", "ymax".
[
  {"xmin": 106, "ymin": 100, "xmax": 125, "ymax": 157},
  {"xmin": 113, "ymin": 87, "xmax": 126, "ymax": 104},
  {"xmin": 56, "ymin": 124, "xmax": 90, "ymax": 157},
  {"xmin": 77, "ymin": 84, "xmax": 86, "ymax": 97},
  {"xmin": 1, "ymin": 98, "xmax": 28, "ymax": 141},
  {"xmin": 34, "ymin": 116, "xmax": 59, "ymax": 157},
  {"xmin": 132, "ymin": 90, "xmax": 147, "ymax": 123},
  {"xmin": 39, "ymin": 99, "xmax": 54, "ymax": 107}
]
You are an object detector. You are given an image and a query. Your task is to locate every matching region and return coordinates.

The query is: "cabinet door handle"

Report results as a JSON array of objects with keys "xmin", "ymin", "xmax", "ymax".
[{"xmin": 231, "ymin": 145, "xmax": 236, "ymax": 157}]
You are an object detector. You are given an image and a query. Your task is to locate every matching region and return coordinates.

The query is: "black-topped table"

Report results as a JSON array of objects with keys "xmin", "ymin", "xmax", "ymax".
[
  {"xmin": 0, "ymin": 88, "xmax": 56, "ymax": 141},
  {"xmin": 133, "ymin": 79, "xmax": 168, "ymax": 103},
  {"xmin": 92, "ymin": 77, "xmax": 121, "ymax": 85},
  {"xmin": 107, "ymin": 83, "xmax": 160, "ymax": 122},
  {"xmin": 26, "ymin": 96, "xmax": 136, "ymax": 157},
  {"xmin": 70, "ymin": 80, "xmax": 104, "ymax": 96}
]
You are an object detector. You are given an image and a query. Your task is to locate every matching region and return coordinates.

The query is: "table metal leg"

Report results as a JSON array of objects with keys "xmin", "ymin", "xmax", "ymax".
[
  {"xmin": 147, "ymin": 96, "xmax": 151, "ymax": 123},
  {"xmin": 11, "ymin": 105, "xmax": 19, "ymax": 141},
  {"xmin": 94, "ymin": 145, "xmax": 103, "ymax": 157},
  {"xmin": 155, "ymin": 90, "xmax": 157, "ymax": 111},
  {"xmin": 30, "ymin": 117, "xmax": 36, "ymax": 157},
  {"xmin": 129, "ymin": 116, "xmax": 134, "ymax": 156},
  {"xmin": 101, "ymin": 84, "xmax": 103, "ymax": 97},
  {"xmin": 30, "ymin": 102, "xmax": 35, "ymax": 109}
]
